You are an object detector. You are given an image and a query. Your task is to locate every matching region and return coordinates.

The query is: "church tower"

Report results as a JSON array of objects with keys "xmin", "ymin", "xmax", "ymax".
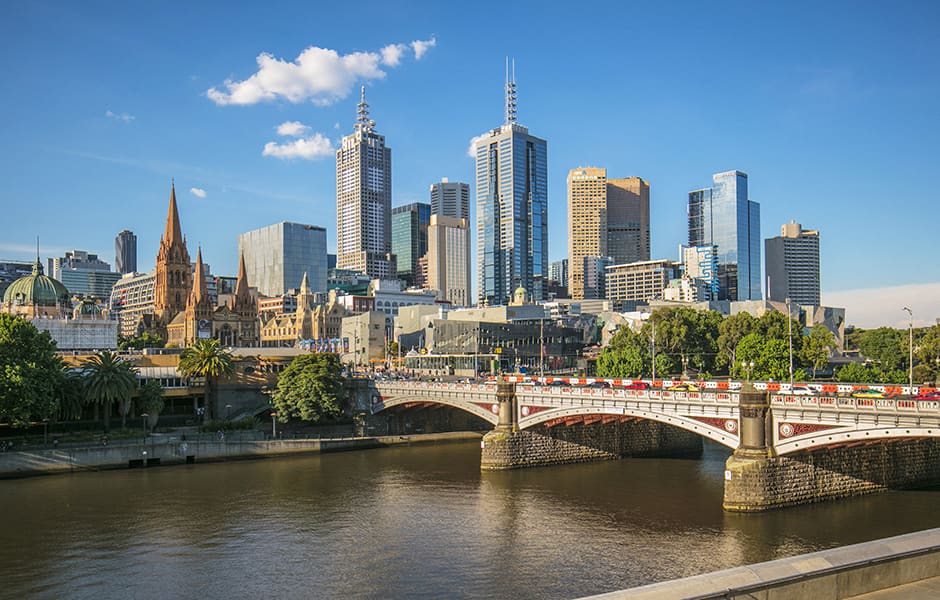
[
  {"xmin": 230, "ymin": 253, "xmax": 255, "ymax": 318},
  {"xmin": 153, "ymin": 182, "xmax": 192, "ymax": 329}
]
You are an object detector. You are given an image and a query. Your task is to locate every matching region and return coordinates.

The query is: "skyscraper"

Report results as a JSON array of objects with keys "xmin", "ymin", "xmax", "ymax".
[
  {"xmin": 765, "ymin": 221, "xmax": 820, "ymax": 306},
  {"xmin": 474, "ymin": 61, "xmax": 548, "ymax": 305},
  {"xmin": 391, "ymin": 202, "xmax": 430, "ymax": 287},
  {"xmin": 238, "ymin": 222, "xmax": 327, "ymax": 297},
  {"xmin": 688, "ymin": 170, "xmax": 761, "ymax": 301},
  {"xmin": 567, "ymin": 168, "xmax": 650, "ymax": 299},
  {"xmin": 336, "ymin": 86, "xmax": 393, "ymax": 279},
  {"xmin": 427, "ymin": 215, "xmax": 471, "ymax": 306},
  {"xmin": 115, "ymin": 230, "xmax": 137, "ymax": 274},
  {"xmin": 430, "ymin": 178, "xmax": 470, "ymax": 220},
  {"xmin": 49, "ymin": 250, "xmax": 121, "ymax": 299}
]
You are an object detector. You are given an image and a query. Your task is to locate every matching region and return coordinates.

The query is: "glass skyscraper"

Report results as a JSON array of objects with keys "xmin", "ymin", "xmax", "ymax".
[
  {"xmin": 474, "ymin": 64, "xmax": 548, "ymax": 305},
  {"xmin": 391, "ymin": 202, "xmax": 430, "ymax": 287},
  {"xmin": 238, "ymin": 222, "xmax": 327, "ymax": 297},
  {"xmin": 115, "ymin": 230, "xmax": 137, "ymax": 274},
  {"xmin": 688, "ymin": 170, "xmax": 761, "ymax": 301}
]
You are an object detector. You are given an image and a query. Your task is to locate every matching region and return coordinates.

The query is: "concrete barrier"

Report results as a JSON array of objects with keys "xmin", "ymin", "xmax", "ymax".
[
  {"xmin": 0, "ymin": 431, "xmax": 483, "ymax": 478},
  {"xmin": 580, "ymin": 527, "xmax": 940, "ymax": 599}
]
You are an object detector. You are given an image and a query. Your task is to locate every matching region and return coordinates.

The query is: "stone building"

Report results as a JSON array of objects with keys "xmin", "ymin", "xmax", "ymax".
[{"xmin": 153, "ymin": 183, "xmax": 192, "ymax": 335}]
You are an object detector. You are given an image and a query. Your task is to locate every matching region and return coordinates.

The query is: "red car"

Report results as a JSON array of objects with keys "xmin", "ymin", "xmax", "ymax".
[
  {"xmin": 623, "ymin": 381, "xmax": 648, "ymax": 390},
  {"xmin": 914, "ymin": 391, "xmax": 940, "ymax": 401}
]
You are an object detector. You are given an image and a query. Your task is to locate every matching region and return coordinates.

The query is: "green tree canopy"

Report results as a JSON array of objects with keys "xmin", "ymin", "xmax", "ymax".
[
  {"xmin": 136, "ymin": 379, "xmax": 165, "ymax": 432},
  {"xmin": 717, "ymin": 312, "xmax": 757, "ymax": 372},
  {"xmin": 0, "ymin": 314, "xmax": 65, "ymax": 427},
  {"xmin": 857, "ymin": 327, "xmax": 906, "ymax": 372},
  {"xmin": 178, "ymin": 339, "xmax": 234, "ymax": 422},
  {"xmin": 801, "ymin": 324, "xmax": 838, "ymax": 377},
  {"xmin": 596, "ymin": 327, "xmax": 649, "ymax": 378},
  {"xmin": 271, "ymin": 353, "xmax": 345, "ymax": 423},
  {"xmin": 118, "ymin": 332, "xmax": 165, "ymax": 351},
  {"xmin": 82, "ymin": 350, "xmax": 138, "ymax": 431}
]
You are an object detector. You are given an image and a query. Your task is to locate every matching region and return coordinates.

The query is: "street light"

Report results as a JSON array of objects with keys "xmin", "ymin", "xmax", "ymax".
[
  {"xmin": 903, "ymin": 307, "xmax": 913, "ymax": 393},
  {"xmin": 745, "ymin": 360, "xmax": 755, "ymax": 383},
  {"xmin": 141, "ymin": 413, "xmax": 149, "ymax": 437},
  {"xmin": 786, "ymin": 297, "xmax": 794, "ymax": 391},
  {"xmin": 270, "ymin": 412, "xmax": 277, "ymax": 439}
]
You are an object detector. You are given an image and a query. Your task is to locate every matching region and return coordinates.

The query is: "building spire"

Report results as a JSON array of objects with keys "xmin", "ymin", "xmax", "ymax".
[
  {"xmin": 163, "ymin": 180, "xmax": 184, "ymax": 246},
  {"xmin": 191, "ymin": 245, "xmax": 207, "ymax": 304},
  {"xmin": 33, "ymin": 236, "xmax": 43, "ymax": 276},
  {"xmin": 355, "ymin": 85, "xmax": 374, "ymax": 133},
  {"xmin": 505, "ymin": 57, "xmax": 517, "ymax": 124}
]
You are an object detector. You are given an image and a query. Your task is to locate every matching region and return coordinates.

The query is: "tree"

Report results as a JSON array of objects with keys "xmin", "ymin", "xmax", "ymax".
[
  {"xmin": 136, "ymin": 380, "xmax": 165, "ymax": 432},
  {"xmin": 801, "ymin": 324, "xmax": 837, "ymax": 378},
  {"xmin": 271, "ymin": 353, "xmax": 345, "ymax": 423},
  {"xmin": 58, "ymin": 369, "xmax": 86, "ymax": 422},
  {"xmin": 82, "ymin": 350, "xmax": 138, "ymax": 431},
  {"xmin": 0, "ymin": 314, "xmax": 64, "ymax": 427},
  {"xmin": 118, "ymin": 331, "xmax": 165, "ymax": 351},
  {"xmin": 178, "ymin": 338, "xmax": 234, "ymax": 423},
  {"xmin": 836, "ymin": 362, "xmax": 878, "ymax": 383},
  {"xmin": 717, "ymin": 312, "xmax": 757, "ymax": 374},
  {"xmin": 597, "ymin": 327, "xmax": 650, "ymax": 378},
  {"xmin": 647, "ymin": 307, "xmax": 721, "ymax": 376},
  {"xmin": 857, "ymin": 327, "xmax": 905, "ymax": 372},
  {"xmin": 915, "ymin": 322, "xmax": 940, "ymax": 381}
]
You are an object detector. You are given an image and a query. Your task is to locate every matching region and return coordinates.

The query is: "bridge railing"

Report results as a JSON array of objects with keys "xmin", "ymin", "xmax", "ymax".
[{"xmin": 771, "ymin": 394, "xmax": 940, "ymax": 415}]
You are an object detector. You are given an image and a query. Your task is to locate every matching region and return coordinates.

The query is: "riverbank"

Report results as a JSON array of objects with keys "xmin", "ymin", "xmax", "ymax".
[{"xmin": 0, "ymin": 431, "xmax": 483, "ymax": 479}]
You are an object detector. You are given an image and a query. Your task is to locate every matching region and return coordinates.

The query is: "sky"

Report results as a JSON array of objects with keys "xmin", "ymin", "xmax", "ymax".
[{"xmin": 1, "ymin": 1, "xmax": 938, "ymax": 329}]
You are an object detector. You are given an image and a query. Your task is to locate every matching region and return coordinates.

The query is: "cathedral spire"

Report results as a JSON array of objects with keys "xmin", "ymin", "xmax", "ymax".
[
  {"xmin": 163, "ymin": 181, "xmax": 184, "ymax": 246},
  {"xmin": 190, "ymin": 246, "xmax": 207, "ymax": 306},
  {"xmin": 231, "ymin": 252, "xmax": 253, "ymax": 315},
  {"xmin": 505, "ymin": 57, "xmax": 517, "ymax": 125}
]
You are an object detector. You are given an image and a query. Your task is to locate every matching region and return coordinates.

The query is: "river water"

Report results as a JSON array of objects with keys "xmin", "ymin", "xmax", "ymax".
[{"xmin": 1, "ymin": 440, "xmax": 938, "ymax": 600}]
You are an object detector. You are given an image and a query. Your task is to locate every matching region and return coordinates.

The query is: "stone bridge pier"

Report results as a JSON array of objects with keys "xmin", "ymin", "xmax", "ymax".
[{"xmin": 480, "ymin": 382, "xmax": 703, "ymax": 470}]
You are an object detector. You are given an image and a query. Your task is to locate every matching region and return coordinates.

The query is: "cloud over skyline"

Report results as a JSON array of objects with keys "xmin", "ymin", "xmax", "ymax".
[
  {"xmin": 207, "ymin": 38, "xmax": 436, "ymax": 106},
  {"xmin": 276, "ymin": 121, "xmax": 311, "ymax": 137},
  {"xmin": 262, "ymin": 132, "xmax": 334, "ymax": 160}
]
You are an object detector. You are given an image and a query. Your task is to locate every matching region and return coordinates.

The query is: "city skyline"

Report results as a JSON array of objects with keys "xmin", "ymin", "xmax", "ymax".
[{"xmin": 2, "ymin": 2, "xmax": 939, "ymax": 327}]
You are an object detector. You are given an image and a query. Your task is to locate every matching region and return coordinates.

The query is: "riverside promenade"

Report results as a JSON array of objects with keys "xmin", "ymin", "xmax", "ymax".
[{"xmin": 583, "ymin": 527, "xmax": 940, "ymax": 600}]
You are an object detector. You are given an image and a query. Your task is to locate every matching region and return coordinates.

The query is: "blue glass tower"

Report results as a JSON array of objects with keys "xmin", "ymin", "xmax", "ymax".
[
  {"xmin": 474, "ymin": 62, "xmax": 548, "ymax": 305},
  {"xmin": 688, "ymin": 170, "xmax": 761, "ymax": 301}
]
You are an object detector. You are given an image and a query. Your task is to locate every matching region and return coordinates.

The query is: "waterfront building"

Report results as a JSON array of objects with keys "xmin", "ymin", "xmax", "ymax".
[
  {"xmin": 688, "ymin": 170, "xmax": 761, "ymax": 301},
  {"xmin": 567, "ymin": 167, "xmax": 649, "ymax": 299},
  {"xmin": 430, "ymin": 178, "xmax": 470, "ymax": 220},
  {"xmin": 238, "ymin": 221, "xmax": 327, "ymax": 297},
  {"xmin": 115, "ymin": 230, "xmax": 137, "ymax": 274},
  {"xmin": 765, "ymin": 221, "xmax": 820, "ymax": 306},
  {"xmin": 341, "ymin": 310, "xmax": 387, "ymax": 365},
  {"xmin": 336, "ymin": 87, "xmax": 393, "ymax": 279},
  {"xmin": 605, "ymin": 259, "xmax": 681, "ymax": 311},
  {"xmin": 474, "ymin": 62, "xmax": 548, "ymax": 305},
  {"xmin": 427, "ymin": 215, "xmax": 471, "ymax": 307},
  {"xmin": 153, "ymin": 183, "xmax": 192, "ymax": 332},
  {"xmin": 391, "ymin": 202, "xmax": 430, "ymax": 287}
]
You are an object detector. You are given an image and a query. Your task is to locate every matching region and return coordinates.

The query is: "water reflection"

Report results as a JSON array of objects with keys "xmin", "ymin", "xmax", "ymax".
[{"xmin": 1, "ymin": 441, "xmax": 939, "ymax": 599}]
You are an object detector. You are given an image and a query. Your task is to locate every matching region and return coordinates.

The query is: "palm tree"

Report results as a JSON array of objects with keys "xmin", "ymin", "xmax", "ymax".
[
  {"xmin": 81, "ymin": 351, "xmax": 138, "ymax": 432},
  {"xmin": 136, "ymin": 379, "xmax": 165, "ymax": 433},
  {"xmin": 178, "ymin": 339, "xmax": 234, "ymax": 423}
]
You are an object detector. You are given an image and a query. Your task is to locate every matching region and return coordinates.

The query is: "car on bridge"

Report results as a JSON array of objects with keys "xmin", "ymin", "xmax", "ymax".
[
  {"xmin": 667, "ymin": 383, "xmax": 699, "ymax": 392},
  {"xmin": 623, "ymin": 381, "xmax": 648, "ymax": 390},
  {"xmin": 790, "ymin": 385, "xmax": 818, "ymax": 396},
  {"xmin": 850, "ymin": 388, "xmax": 895, "ymax": 399},
  {"xmin": 914, "ymin": 390, "xmax": 940, "ymax": 400}
]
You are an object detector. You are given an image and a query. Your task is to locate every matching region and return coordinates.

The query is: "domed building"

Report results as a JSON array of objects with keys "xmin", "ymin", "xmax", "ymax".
[{"xmin": 1, "ymin": 258, "xmax": 71, "ymax": 318}]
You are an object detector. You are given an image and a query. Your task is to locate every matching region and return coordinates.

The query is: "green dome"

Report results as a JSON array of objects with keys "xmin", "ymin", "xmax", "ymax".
[
  {"xmin": 74, "ymin": 297, "xmax": 102, "ymax": 316},
  {"xmin": 2, "ymin": 260, "xmax": 71, "ymax": 307}
]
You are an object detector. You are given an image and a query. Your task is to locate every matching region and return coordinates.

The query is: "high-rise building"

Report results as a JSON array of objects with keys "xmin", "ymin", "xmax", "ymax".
[
  {"xmin": 336, "ymin": 86, "xmax": 393, "ymax": 279},
  {"xmin": 115, "ymin": 230, "xmax": 137, "ymax": 274},
  {"xmin": 238, "ymin": 222, "xmax": 327, "ymax": 297},
  {"xmin": 605, "ymin": 259, "xmax": 681, "ymax": 311},
  {"xmin": 430, "ymin": 178, "xmax": 470, "ymax": 220},
  {"xmin": 110, "ymin": 271, "xmax": 156, "ymax": 338},
  {"xmin": 680, "ymin": 245, "xmax": 719, "ymax": 300},
  {"xmin": 428, "ymin": 215, "xmax": 471, "ymax": 307},
  {"xmin": 48, "ymin": 250, "xmax": 120, "ymax": 299},
  {"xmin": 688, "ymin": 170, "xmax": 761, "ymax": 301},
  {"xmin": 567, "ymin": 168, "xmax": 650, "ymax": 299},
  {"xmin": 548, "ymin": 259, "xmax": 568, "ymax": 288},
  {"xmin": 474, "ymin": 62, "xmax": 548, "ymax": 305},
  {"xmin": 391, "ymin": 202, "xmax": 430, "ymax": 287},
  {"xmin": 765, "ymin": 221, "xmax": 820, "ymax": 306}
]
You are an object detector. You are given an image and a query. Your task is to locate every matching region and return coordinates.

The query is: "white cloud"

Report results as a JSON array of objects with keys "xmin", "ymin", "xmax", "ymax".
[
  {"xmin": 276, "ymin": 121, "xmax": 311, "ymax": 137},
  {"xmin": 207, "ymin": 38, "xmax": 436, "ymax": 106},
  {"xmin": 467, "ymin": 132, "xmax": 490, "ymax": 157},
  {"xmin": 262, "ymin": 132, "xmax": 334, "ymax": 160},
  {"xmin": 190, "ymin": 187, "xmax": 207, "ymax": 198},
  {"xmin": 333, "ymin": 122, "xmax": 340, "ymax": 130},
  {"xmin": 105, "ymin": 110, "xmax": 135, "ymax": 122},
  {"xmin": 823, "ymin": 282, "xmax": 940, "ymax": 329},
  {"xmin": 411, "ymin": 37, "xmax": 437, "ymax": 60}
]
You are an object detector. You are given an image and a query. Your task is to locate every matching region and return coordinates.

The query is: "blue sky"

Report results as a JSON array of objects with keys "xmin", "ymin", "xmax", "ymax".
[{"xmin": 1, "ymin": 1, "xmax": 938, "ymax": 327}]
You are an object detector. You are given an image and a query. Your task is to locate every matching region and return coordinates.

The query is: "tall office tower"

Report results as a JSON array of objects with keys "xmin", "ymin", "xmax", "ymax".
[
  {"xmin": 115, "ymin": 230, "xmax": 137, "ymax": 274},
  {"xmin": 765, "ymin": 221, "xmax": 820, "ymax": 306},
  {"xmin": 153, "ymin": 182, "xmax": 192, "ymax": 327},
  {"xmin": 688, "ymin": 170, "xmax": 761, "ymax": 301},
  {"xmin": 474, "ymin": 61, "xmax": 548, "ymax": 305},
  {"xmin": 391, "ymin": 202, "xmax": 431, "ymax": 287},
  {"xmin": 430, "ymin": 178, "xmax": 470, "ymax": 220},
  {"xmin": 48, "ymin": 250, "xmax": 121, "ymax": 298},
  {"xmin": 548, "ymin": 259, "xmax": 568, "ymax": 287},
  {"xmin": 427, "ymin": 215, "xmax": 471, "ymax": 306},
  {"xmin": 336, "ymin": 86, "xmax": 393, "ymax": 279},
  {"xmin": 680, "ymin": 244, "xmax": 719, "ymax": 300},
  {"xmin": 238, "ymin": 222, "xmax": 327, "ymax": 297},
  {"xmin": 567, "ymin": 168, "xmax": 651, "ymax": 299}
]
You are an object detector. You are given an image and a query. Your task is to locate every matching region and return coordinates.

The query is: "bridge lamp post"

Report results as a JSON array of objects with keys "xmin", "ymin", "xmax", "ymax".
[
  {"xmin": 745, "ymin": 360, "xmax": 755, "ymax": 383},
  {"xmin": 903, "ymin": 307, "xmax": 913, "ymax": 393}
]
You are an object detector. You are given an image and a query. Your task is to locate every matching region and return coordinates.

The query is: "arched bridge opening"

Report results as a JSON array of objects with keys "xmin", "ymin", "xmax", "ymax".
[{"xmin": 380, "ymin": 401, "xmax": 493, "ymax": 436}]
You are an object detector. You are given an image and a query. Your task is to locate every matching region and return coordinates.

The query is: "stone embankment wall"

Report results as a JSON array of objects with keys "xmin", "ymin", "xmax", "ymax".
[
  {"xmin": 481, "ymin": 419, "xmax": 703, "ymax": 470},
  {"xmin": 724, "ymin": 439, "xmax": 940, "ymax": 511}
]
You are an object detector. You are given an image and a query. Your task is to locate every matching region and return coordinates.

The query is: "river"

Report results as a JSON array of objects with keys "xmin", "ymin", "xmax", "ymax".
[{"xmin": 1, "ymin": 440, "xmax": 938, "ymax": 599}]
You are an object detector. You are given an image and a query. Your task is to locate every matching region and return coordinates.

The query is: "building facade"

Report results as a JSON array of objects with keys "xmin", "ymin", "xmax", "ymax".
[
  {"xmin": 607, "ymin": 176, "xmax": 650, "ymax": 265},
  {"xmin": 109, "ymin": 271, "xmax": 156, "ymax": 338},
  {"xmin": 688, "ymin": 170, "xmax": 761, "ymax": 301},
  {"xmin": 153, "ymin": 183, "xmax": 192, "ymax": 331},
  {"xmin": 115, "ymin": 230, "xmax": 137, "ymax": 274},
  {"xmin": 605, "ymin": 259, "xmax": 681, "ymax": 311},
  {"xmin": 336, "ymin": 87, "xmax": 393, "ymax": 279},
  {"xmin": 49, "ymin": 250, "xmax": 120, "ymax": 299},
  {"xmin": 680, "ymin": 244, "xmax": 719, "ymax": 300},
  {"xmin": 765, "ymin": 221, "xmax": 820, "ymax": 306},
  {"xmin": 391, "ymin": 202, "xmax": 430, "ymax": 287},
  {"xmin": 475, "ymin": 67, "xmax": 548, "ymax": 305},
  {"xmin": 430, "ymin": 178, "xmax": 470, "ymax": 220},
  {"xmin": 427, "ymin": 215, "xmax": 471, "ymax": 307},
  {"xmin": 238, "ymin": 221, "xmax": 327, "ymax": 297}
]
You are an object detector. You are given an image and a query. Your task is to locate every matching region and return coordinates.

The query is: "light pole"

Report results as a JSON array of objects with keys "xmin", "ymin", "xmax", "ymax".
[
  {"xmin": 650, "ymin": 316, "xmax": 657, "ymax": 382},
  {"xmin": 903, "ymin": 307, "xmax": 913, "ymax": 392},
  {"xmin": 786, "ymin": 297, "xmax": 794, "ymax": 390},
  {"xmin": 745, "ymin": 360, "xmax": 755, "ymax": 383},
  {"xmin": 141, "ymin": 413, "xmax": 149, "ymax": 437},
  {"xmin": 270, "ymin": 412, "xmax": 277, "ymax": 439}
]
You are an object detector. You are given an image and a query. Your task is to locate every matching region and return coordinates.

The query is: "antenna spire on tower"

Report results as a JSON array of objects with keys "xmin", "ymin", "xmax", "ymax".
[
  {"xmin": 505, "ymin": 57, "xmax": 517, "ymax": 124},
  {"xmin": 356, "ymin": 85, "xmax": 372, "ymax": 132}
]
